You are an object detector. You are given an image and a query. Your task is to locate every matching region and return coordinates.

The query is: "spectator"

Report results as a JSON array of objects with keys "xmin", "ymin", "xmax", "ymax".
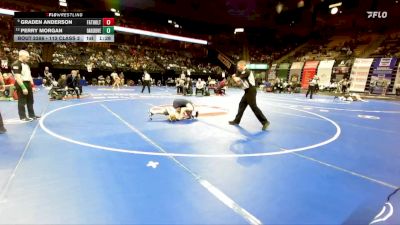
[
  {"xmin": 183, "ymin": 77, "xmax": 192, "ymax": 95},
  {"xmin": 214, "ymin": 78, "xmax": 227, "ymax": 95},
  {"xmin": 66, "ymin": 70, "xmax": 80, "ymax": 98},
  {"xmin": 57, "ymin": 74, "xmax": 67, "ymax": 89},
  {"xmin": 119, "ymin": 72, "xmax": 125, "ymax": 86},
  {"xmin": 395, "ymin": 83, "xmax": 400, "ymax": 96},
  {"xmin": 43, "ymin": 66, "xmax": 54, "ymax": 87},
  {"xmin": 2, "ymin": 72, "xmax": 16, "ymax": 100},
  {"xmin": 98, "ymin": 75, "xmax": 105, "ymax": 86},
  {"xmin": 105, "ymin": 76, "xmax": 112, "ymax": 86},
  {"xmin": 49, "ymin": 74, "xmax": 67, "ymax": 100},
  {"xmin": 195, "ymin": 78, "xmax": 205, "ymax": 95}
]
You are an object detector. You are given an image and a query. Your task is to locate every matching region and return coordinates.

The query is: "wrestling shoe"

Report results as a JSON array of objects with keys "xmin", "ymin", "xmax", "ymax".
[
  {"xmin": 0, "ymin": 127, "xmax": 6, "ymax": 134},
  {"xmin": 30, "ymin": 115, "xmax": 41, "ymax": 120},
  {"xmin": 262, "ymin": 121, "xmax": 270, "ymax": 131},
  {"xmin": 229, "ymin": 120, "xmax": 239, "ymax": 125},
  {"xmin": 21, "ymin": 118, "xmax": 33, "ymax": 122}
]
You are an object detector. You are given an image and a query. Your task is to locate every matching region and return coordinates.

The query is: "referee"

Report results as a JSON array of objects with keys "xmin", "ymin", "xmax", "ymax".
[
  {"xmin": 141, "ymin": 70, "xmax": 151, "ymax": 93},
  {"xmin": 229, "ymin": 60, "xmax": 270, "ymax": 130},
  {"xmin": 12, "ymin": 50, "xmax": 40, "ymax": 121},
  {"xmin": 0, "ymin": 72, "xmax": 6, "ymax": 133}
]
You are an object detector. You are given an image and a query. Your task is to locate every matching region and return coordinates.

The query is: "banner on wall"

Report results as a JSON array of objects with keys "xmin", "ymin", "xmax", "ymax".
[
  {"xmin": 301, "ymin": 61, "xmax": 319, "ymax": 88},
  {"xmin": 289, "ymin": 62, "xmax": 303, "ymax": 83},
  {"xmin": 247, "ymin": 64, "xmax": 269, "ymax": 70},
  {"xmin": 349, "ymin": 58, "xmax": 374, "ymax": 92},
  {"xmin": 393, "ymin": 65, "xmax": 400, "ymax": 94},
  {"xmin": 316, "ymin": 60, "xmax": 335, "ymax": 87},
  {"xmin": 277, "ymin": 63, "xmax": 290, "ymax": 80},
  {"xmin": 267, "ymin": 63, "xmax": 277, "ymax": 81},
  {"xmin": 370, "ymin": 58, "xmax": 397, "ymax": 94},
  {"xmin": 217, "ymin": 53, "xmax": 232, "ymax": 69},
  {"xmin": 333, "ymin": 64, "xmax": 350, "ymax": 82}
]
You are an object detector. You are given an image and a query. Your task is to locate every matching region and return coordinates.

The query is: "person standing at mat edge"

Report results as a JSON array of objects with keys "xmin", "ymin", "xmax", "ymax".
[
  {"xmin": 141, "ymin": 70, "xmax": 151, "ymax": 93},
  {"xmin": 229, "ymin": 60, "xmax": 270, "ymax": 130},
  {"xmin": 306, "ymin": 75, "xmax": 319, "ymax": 99},
  {"xmin": 12, "ymin": 50, "xmax": 40, "ymax": 121},
  {"xmin": 0, "ymin": 73, "xmax": 7, "ymax": 133}
]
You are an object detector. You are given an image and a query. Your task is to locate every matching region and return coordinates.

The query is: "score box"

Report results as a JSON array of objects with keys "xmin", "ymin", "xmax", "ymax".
[
  {"xmin": 102, "ymin": 18, "xmax": 114, "ymax": 26},
  {"xmin": 102, "ymin": 26, "xmax": 114, "ymax": 34}
]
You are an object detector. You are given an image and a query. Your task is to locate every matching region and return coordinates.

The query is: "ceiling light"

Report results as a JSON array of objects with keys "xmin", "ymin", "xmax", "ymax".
[
  {"xmin": 276, "ymin": 3, "xmax": 283, "ymax": 14},
  {"xmin": 330, "ymin": 7, "xmax": 338, "ymax": 14},
  {"xmin": 329, "ymin": 2, "xmax": 342, "ymax": 8},
  {"xmin": 114, "ymin": 26, "xmax": 208, "ymax": 45},
  {"xmin": 0, "ymin": 8, "xmax": 16, "ymax": 15},
  {"xmin": 234, "ymin": 28, "xmax": 244, "ymax": 34}
]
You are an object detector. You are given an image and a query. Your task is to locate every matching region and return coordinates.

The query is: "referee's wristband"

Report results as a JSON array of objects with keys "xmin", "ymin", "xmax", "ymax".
[{"xmin": 20, "ymin": 84, "xmax": 27, "ymax": 90}]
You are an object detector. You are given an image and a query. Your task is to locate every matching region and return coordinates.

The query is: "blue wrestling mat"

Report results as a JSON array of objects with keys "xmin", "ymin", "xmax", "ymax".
[{"xmin": 0, "ymin": 86, "xmax": 399, "ymax": 224}]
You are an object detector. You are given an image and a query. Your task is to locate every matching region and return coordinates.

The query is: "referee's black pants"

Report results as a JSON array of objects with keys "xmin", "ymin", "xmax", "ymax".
[
  {"xmin": 16, "ymin": 81, "xmax": 36, "ymax": 119},
  {"xmin": 0, "ymin": 112, "xmax": 4, "ymax": 129},
  {"xmin": 306, "ymin": 85, "xmax": 315, "ymax": 99},
  {"xmin": 141, "ymin": 80, "xmax": 151, "ymax": 93},
  {"xmin": 233, "ymin": 86, "xmax": 268, "ymax": 124}
]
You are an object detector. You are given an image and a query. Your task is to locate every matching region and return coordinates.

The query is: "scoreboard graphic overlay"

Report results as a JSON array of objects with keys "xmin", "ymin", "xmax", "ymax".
[{"xmin": 14, "ymin": 12, "xmax": 115, "ymax": 42}]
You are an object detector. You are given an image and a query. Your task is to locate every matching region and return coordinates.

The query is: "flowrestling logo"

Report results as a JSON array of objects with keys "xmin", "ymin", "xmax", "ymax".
[{"xmin": 367, "ymin": 11, "xmax": 388, "ymax": 19}]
